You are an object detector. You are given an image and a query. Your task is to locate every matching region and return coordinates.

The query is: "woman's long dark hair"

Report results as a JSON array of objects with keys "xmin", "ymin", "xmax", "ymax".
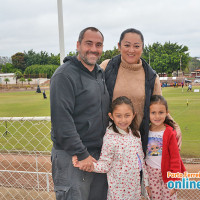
[
  {"xmin": 150, "ymin": 95, "xmax": 175, "ymax": 129},
  {"xmin": 109, "ymin": 96, "xmax": 140, "ymax": 138}
]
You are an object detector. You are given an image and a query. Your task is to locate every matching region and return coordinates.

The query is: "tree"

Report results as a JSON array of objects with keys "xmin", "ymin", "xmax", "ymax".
[
  {"xmin": 27, "ymin": 78, "xmax": 32, "ymax": 85},
  {"xmin": 24, "ymin": 64, "xmax": 58, "ymax": 78},
  {"xmin": 1, "ymin": 63, "xmax": 15, "ymax": 73},
  {"xmin": 142, "ymin": 42, "xmax": 190, "ymax": 75},
  {"xmin": 49, "ymin": 53, "xmax": 60, "ymax": 65},
  {"xmin": 14, "ymin": 71, "xmax": 23, "ymax": 84},
  {"xmin": 98, "ymin": 46, "xmax": 120, "ymax": 64},
  {"xmin": 40, "ymin": 51, "xmax": 50, "ymax": 65},
  {"xmin": 4, "ymin": 78, "xmax": 10, "ymax": 85},
  {"xmin": 19, "ymin": 77, "xmax": 26, "ymax": 86},
  {"xmin": 11, "ymin": 52, "xmax": 26, "ymax": 72},
  {"xmin": 24, "ymin": 49, "xmax": 60, "ymax": 66},
  {"xmin": 188, "ymin": 57, "xmax": 200, "ymax": 72},
  {"xmin": 24, "ymin": 49, "xmax": 39, "ymax": 66}
]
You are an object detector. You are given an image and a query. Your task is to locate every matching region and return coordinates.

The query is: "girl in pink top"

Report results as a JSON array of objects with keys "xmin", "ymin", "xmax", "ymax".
[{"xmin": 73, "ymin": 96, "xmax": 151, "ymax": 200}]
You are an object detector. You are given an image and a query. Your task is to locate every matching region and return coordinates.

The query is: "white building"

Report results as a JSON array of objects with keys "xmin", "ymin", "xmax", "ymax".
[{"xmin": 0, "ymin": 73, "xmax": 16, "ymax": 84}]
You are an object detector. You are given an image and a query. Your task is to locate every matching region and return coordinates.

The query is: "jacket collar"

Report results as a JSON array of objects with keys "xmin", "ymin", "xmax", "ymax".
[{"xmin": 116, "ymin": 126, "xmax": 131, "ymax": 135}]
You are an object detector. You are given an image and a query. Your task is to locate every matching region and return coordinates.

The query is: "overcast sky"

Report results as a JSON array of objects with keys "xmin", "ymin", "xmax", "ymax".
[{"xmin": 1, "ymin": 0, "xmax": 200, "ymax": 58}]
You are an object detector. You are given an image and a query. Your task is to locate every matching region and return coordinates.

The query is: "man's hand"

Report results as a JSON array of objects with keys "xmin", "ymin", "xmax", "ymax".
[{"xmin": 72, "ymin": 155, "xmax": 97, "ymax": 172}]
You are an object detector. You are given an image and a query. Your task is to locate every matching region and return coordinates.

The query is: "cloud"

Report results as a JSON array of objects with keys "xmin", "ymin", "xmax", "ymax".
[{"xmin": 0, "ymin": 0, "xmax": 199, "ymax": 57}]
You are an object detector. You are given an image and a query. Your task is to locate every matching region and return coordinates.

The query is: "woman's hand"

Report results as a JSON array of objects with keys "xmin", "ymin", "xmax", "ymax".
[
  {"xmin": 170, "ymin": 188, "xmax": 177, "ymax": 196},
  {"xmin": 145, "ymin": 186, "xmax": 151, "ymax": 198}
]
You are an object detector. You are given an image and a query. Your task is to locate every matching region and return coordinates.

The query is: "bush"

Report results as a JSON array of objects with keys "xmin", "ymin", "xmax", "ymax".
[{"xmin": 24, "ymin": 64, "xmax": 59, "ymax": 78}]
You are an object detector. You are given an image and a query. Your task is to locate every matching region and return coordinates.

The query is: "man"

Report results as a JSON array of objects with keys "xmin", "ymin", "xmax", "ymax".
[{"xmin": 50, "ymin": 27, "xmax": 109, "ymax": 200}]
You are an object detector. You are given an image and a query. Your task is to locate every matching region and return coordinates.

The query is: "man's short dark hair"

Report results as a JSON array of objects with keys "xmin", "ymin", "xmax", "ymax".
[{"xmin": 78, "ymin": 27, "xmax": 104, "ymax": 43}]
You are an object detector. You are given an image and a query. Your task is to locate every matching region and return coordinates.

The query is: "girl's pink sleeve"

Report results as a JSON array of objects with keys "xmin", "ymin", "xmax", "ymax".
[{"xmin": 93, "ymin": 132, "xmax": 115, "ymax": 173}]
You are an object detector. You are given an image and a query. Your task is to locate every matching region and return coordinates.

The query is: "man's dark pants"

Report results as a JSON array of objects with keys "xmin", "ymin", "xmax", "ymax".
[{"xmin": 51, "ymin": 147, "xmax": 108, "ymax": 200}]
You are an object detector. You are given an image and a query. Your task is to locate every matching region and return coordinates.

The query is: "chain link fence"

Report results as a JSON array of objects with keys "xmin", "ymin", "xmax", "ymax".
[
  {"xmin": 0, "ymin": 117, "xmax": 199, "ymax": 199},
  {"xmin": 0, "ymin": 117, "xmax": 55, "ymax": 199}
]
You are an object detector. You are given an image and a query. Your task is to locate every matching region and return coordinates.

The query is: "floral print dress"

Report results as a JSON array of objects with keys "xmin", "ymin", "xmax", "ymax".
[{"xmin": 93, "ymin": 126, "xmax": 149, "ymax": 200}]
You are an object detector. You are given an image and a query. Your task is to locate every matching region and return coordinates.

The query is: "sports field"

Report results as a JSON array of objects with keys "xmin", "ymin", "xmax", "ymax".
[
  {"xmin": 0, "ymin": 86, "xmax": 200, "ymax": 157},
  {"xmin": 161, "ymin": 86, "xmax": 200, "ymax": 157}
]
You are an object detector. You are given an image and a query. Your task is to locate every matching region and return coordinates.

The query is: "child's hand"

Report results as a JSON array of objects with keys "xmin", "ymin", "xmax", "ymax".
[
  {"xmin": 72, "ymin": 155, "xmax": 95, "ymax": 172},
  {"xmin": 145, "ymin": 186, "xmax": 151, "ymax": 198},
  {"xmin": 72, "ymin": 155, "xmax": 80, "ymax": 167},
  {"xmin": 170, "ymin": 188, "xmax": 177, "ymax": 196}
]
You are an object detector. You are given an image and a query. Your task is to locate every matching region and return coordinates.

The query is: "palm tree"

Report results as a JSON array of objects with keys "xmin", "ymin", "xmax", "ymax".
[
  {"xmin": 19, "ymin": 77, "xmax": 26, "ymax": 86},
  {"xmin": 27, "ymin": 78, "xmax": 32, "ymax": 85},
  {"xmin": 14, "ymin": 71, "xmax": 23, "ymax": 84},
  {"xmin": 4, "ymin": 78, "xmax": 10, "ymax": 86}
]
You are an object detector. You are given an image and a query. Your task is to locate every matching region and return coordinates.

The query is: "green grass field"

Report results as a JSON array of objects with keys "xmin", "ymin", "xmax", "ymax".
[
  {"xmin": 0, "ymin": 87, "xmax": 200, "ymax": 157},
  {"xmin": 162, "ymin": 86, "xmax": 200, "ymax": 157},
  {"xmin": 0, "ymin": 90, "xmax": 50, "ymax": 117},
  {"xmin": 0, "ymin": 90, "xmax": 51, "ymax": 152}
]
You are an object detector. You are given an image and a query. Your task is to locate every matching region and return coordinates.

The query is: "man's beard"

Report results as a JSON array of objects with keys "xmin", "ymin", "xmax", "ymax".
[{"xmin": 79, "ymin": 51, "xmax": 100, "ymax": 66}]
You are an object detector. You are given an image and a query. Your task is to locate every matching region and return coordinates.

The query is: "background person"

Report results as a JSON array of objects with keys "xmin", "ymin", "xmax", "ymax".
[
  {"xmin": 100, "ymin": 28, "xmax": 182, "ymax": 154},
  {"xmin": 50, "ymin": 27, "xmax": 109, "ymax": 200},
  {"xmin": 187, "ymin": 83, "xmax": 192, "ymax": 91},
  {"xmin": 73, "ymin": 96, "xmax": 151, "ymax": 200},
  {"xmin": 146, "ymin": 95, "xmax": 186, "ymax": 199}
]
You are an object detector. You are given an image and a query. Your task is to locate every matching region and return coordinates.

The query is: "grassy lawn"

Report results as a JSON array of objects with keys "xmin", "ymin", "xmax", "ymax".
[
  {"xmin": 0, "ymin": 87, "xmax": 200, "ymax": 157},
  {"xmin": 162, "ymin": 86, "xmax": 200, "ymax": 157},
  {"xmin": 0, "ymin": 90, "xmax": 50, "ymax": 117},
  {"xmin": 0, "ymin": 90, "xmax": 51, "ymax": 152}
]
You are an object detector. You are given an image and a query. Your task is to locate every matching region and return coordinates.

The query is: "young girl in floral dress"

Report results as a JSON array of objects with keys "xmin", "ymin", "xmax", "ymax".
[{"xmin": 73, "ymin": 96, "xmax": 151, "ymax": 200}]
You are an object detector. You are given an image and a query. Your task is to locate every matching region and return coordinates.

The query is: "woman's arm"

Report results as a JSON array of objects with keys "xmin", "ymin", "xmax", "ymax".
[
  {"xmin": 167, "ymin": 114, "xmax": 182, "ymax": 149},
  {"xmin": 152, "ymin": 75, "xmax": 162, "ymax": 96},
  {"xmin": 100, "ymin": 59, "xmax": 110, "ymax": 71}
]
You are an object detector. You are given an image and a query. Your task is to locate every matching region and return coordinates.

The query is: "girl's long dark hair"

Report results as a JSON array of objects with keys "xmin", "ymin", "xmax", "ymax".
[
  {"xmin": 150, "ymin": 95, "xmax": 175, "ymax": 129},
  {"xmin": 109, "ymin": 96, "xmax": 140, "ymax": 138}
]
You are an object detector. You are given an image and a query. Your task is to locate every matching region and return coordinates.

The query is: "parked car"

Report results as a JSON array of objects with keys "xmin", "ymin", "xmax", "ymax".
[
  {"xmin": 185, "ymin": 78, "xmax": 192, "ymax": 83},
  {"xmin": 194, "ymin": 79, "xmax": 200, "ymax": 83}
]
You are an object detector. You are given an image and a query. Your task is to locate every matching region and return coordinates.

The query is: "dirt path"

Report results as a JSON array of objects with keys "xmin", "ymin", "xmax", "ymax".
[
  {"xmin": 0, "ymin": 153, "xmax": 53, "ymax": 192},
  {"xmin": 0, "ymin": 153, "xmax": 200, "ymax": 199}
]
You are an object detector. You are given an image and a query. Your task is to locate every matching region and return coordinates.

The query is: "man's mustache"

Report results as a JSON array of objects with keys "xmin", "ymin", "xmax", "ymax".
[{"xmin": 86, "ymin": 51, "xmax": 99, "ymax": 56}]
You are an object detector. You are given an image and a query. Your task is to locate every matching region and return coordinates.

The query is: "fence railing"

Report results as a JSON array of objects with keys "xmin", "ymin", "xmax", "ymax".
[{"xmin": 0, "ymin": 117, "xmax": 200, "ymax": 200}]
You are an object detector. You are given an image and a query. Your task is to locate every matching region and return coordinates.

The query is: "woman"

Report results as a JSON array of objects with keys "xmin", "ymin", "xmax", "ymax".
[{"xmin": 100, "ymin": 28, "xmax": 181, "ymax": 154}]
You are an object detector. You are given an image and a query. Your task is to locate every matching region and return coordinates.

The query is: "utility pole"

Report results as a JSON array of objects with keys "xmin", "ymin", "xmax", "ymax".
[
  {"xmin": 57, "ymin": 0, "xmax": 65, "ymax": 65},
  {"xmin": 180, "ymin": 55, "xmax": 182, "ymax": 71}
]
